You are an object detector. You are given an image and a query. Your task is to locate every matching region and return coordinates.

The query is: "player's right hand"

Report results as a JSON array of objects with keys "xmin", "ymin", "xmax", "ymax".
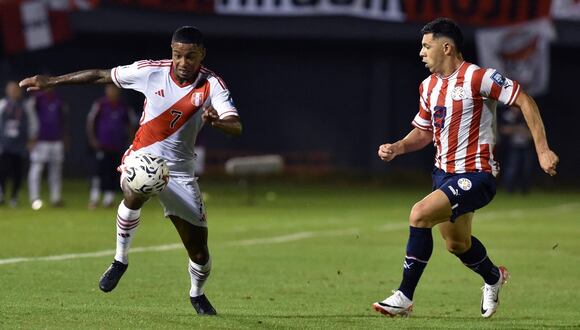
[
  {"xmin": 202, "ymin": 105, "xmax": 219, "ymax": 125},
  {"xmin": 19, "ymin": 75, "xmax": 49, "ymax": 92},
  {"xmin": 538, "ymin": 149, "xmax": 559, "ymax": 176},
  {"xmin": 378, "ymin": 143, "xmax": 398, "ymax": 162}
]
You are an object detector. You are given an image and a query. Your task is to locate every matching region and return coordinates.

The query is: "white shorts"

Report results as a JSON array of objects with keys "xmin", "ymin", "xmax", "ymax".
[
  {"xmin": 30, "ymin": 141, "xmax": 64, "ymax": 164},
  {"xmin": 119, "ymin": 155, "xmax": 207, "ymax": 227},
  {"xmin": 157, "ymin": 173, "xmax": 207, "ymax": 227}
]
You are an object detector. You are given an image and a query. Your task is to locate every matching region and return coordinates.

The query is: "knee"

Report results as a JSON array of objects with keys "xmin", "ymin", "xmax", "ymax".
[
  {"xmin": 121, "ymin": 185, "xmax": 148, "ymax": 209},
  {"xmin": 409, "ymin": 201, "xmax": 432, "ymax": 227},
  {"xmin": 121, "ymin": 196, "xmax": 146, "ymax": 210},
  {"xmin": 445, "ymin": 240, "xmax": 471, "ymax": 255},
  {"xmin": 190, "ymin": 250, "xmax": 209, "ymax": 265}
]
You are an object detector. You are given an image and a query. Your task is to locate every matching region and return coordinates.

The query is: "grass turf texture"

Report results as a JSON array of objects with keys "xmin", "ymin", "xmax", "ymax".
[{"xmin": 1, "ymin": 179, "xmax": 579, "ymax": 329}]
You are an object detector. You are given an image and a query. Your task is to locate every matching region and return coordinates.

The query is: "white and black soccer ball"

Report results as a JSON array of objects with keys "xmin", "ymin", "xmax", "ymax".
[{"xmin": 123, "ymin": 153, "xmax": 169, "ymax": 196}]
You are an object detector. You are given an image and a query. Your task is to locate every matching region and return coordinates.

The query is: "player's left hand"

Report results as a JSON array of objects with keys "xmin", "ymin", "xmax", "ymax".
[
  {"xmin": 19, "ymin": 75, "xmax": 49, "ymax": 92},
  {"xmin": 202, "ymin": 105, "xmax": 219, "ymax": 125},
  {"xmin": 538, "ymin": 149, "xmax": 559, "ymax": 176}
]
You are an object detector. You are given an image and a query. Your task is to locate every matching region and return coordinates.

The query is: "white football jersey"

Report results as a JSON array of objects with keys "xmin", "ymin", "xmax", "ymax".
[{"xmin": 111, "ymin": 60, "xmax": 238, "ymax": 168}]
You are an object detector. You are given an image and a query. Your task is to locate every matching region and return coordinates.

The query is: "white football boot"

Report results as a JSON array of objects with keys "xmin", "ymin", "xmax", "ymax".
[
  {"xmin": 373, "ymin": 290, "xmax": 413, "ymax": 317},
  {"xmin": 481, "ymin": 266, "xmax": 510, "ymax": 318}
]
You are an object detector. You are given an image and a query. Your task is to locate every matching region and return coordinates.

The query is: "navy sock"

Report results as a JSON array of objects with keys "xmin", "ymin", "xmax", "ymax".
[
  {"xmin": 398, "ymin": 226, "xmax": 433, "ymax": 300},
  {"xmin": 456, "ymin": 236, "xmax": 500, "ymax": 285}
]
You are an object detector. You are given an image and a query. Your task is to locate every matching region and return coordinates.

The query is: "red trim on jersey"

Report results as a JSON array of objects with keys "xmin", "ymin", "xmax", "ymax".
[
  {"xmin": 465, "ymin": 68, "xmax": 485, "ymax": 172},
  {"xmin": 437, "ymin": 61, "xmax": 466, "ymax": 80},
  {"xmin": 131, "ymin": 82, "xmax": 210, "ymax": 151},
  {"xmin": 137, "ymin": 64, "xmax": 171, "ymax": 70},
  {"xmin": 201, "ymin": 67, "xmax": 227, "ymax": 89},
  {"xmin": 412, "ymin": 121, "xmax": 431, "ymax": 131},
  {"xmin": 169, "ymin": 65, "xmax": 200, "ymax": 88},
  {"xmin": 137, "ymin": 60, "xmax": 172, "ymax": 69},
  {"xmin": 507, "ymin": 81, "xmax": 521, "ymax": 105},
  {"xmin": 112, "ymin": 67, "xmax": 121, "ymax": 88},
  {"xmin": 444, "ymin": 64, "xmax": 469, "ymax": 173}
]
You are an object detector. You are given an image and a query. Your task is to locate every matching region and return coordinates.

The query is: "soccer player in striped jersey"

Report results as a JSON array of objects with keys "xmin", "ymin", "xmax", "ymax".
[
  {"xmin": 19, "ymin": 26, "xmax": 242, "ymax": 315},
  {"xmin": 372, "ymin": 18, "xmax": 558, "ymax": 318}
]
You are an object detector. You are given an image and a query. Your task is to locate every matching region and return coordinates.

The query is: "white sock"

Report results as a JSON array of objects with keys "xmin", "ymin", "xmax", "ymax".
[
  {"xmin": 189, "ymin": 257, "xmax": 211, "ymax": 297},
  {"xmin": 114, "ymin": 201, "xmax": 141, "ymax": 264}
]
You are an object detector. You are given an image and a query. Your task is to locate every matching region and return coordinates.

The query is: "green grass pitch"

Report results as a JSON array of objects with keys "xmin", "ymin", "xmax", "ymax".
[{"xmin": 1, "ymin": 179, "xmax": 579, "ymax": 329}]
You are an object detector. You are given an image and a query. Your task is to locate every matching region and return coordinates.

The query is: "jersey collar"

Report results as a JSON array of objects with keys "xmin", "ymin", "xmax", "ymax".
[
  {"xmin": 169, "ymin": 65, "xmax": 202, "ymax": 88},
  {"xmin": 436, "ymin": 61, "xmax": 466, "ymax": 80}
]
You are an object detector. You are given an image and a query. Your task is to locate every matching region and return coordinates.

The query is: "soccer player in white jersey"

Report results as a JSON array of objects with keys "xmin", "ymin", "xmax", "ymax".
[
  {"xmin": 19, "ymin": 26, "xmax": 242, "ymax": 315},
  {"xmin": 372, "ymin": 18, "xmax": 558, "ymax": 318}
]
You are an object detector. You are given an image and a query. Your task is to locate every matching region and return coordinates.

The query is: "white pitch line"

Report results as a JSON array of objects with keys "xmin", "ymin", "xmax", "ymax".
[
  {"xmin": 2, "ymin": 202, "xmax": 577, "ymax": 267},
  {"xmin": 226, "ymin": 228, "xmax": 360, "ymax": 246},
  {"xmin": 0, "ymin": 228, "xmax": 362, "ymax": 266},
  {"xmin": 0, "ymin": 244, "xmax": 182, "ymax": 266}
]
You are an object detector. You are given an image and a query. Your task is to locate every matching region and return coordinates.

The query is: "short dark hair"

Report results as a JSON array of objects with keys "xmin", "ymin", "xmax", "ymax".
[
  {"xmin": 421, "ymin": 18, "xmax": 463, "ymax": 53},
  {"xmin": 172, "ymin": 26, "xmax": 204, "ymax": 45}
]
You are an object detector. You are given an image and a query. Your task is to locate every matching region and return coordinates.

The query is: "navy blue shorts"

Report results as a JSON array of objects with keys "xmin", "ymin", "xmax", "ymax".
[{"xmin": 431, "ymin": 167, "xmax": 496, "ymax": 222}]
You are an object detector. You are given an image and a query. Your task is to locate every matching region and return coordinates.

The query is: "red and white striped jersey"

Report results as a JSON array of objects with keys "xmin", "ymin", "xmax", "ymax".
[
  {"xmin": 111, "ymin": 60, "xmax": 238, "ymax": 167},
  {"xmin": 412, "ymin": 61, "xmax": 521, "ymax": 176}
]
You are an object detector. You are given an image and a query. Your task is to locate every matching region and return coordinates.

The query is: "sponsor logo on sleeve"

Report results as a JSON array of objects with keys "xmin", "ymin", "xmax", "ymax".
[{"xmin": 491, "ymin": 71, "xmax": 506, "ymax": 87}]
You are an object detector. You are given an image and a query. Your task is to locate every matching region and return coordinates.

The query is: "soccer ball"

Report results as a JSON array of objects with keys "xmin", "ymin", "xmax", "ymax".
[{"xmin": 123, "ymin": 153, "xmax": 169, "ymax": 196}]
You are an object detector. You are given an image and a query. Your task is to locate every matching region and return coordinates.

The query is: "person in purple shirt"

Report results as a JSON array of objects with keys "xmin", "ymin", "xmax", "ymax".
[
  {"xmin": 87, "ymin": 84, "xmax": 136, "ymax": 208},
  {"xmin": 28, "ymin": 87, "xmax": 69, "ymax": 209}
]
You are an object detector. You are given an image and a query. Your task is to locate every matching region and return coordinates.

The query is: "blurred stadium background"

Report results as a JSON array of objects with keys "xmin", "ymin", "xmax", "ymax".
[
  {"xmin": 2, "ymin": 1, "xmax": 580, "ymax": 328},
  {"xmin": 1, "ymin": 0, "xmax": 579, "ymax": 185}
]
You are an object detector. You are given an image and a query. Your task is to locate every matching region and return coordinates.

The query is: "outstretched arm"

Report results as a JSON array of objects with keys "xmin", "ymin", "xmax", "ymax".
[
  {"xmin": 378, "ymin": 128, "xmax": 433, "ymax": 162},
  {"xmin": 19, "ymin": 70, "xmax": 112, "ymax": 92},
  {"xmin": 512, "ymin": 90, "xmax": 559, "ymax": 176},
  {"xmin": 202, "ymin": 105, "xmax": 242, "ymax": 136}
]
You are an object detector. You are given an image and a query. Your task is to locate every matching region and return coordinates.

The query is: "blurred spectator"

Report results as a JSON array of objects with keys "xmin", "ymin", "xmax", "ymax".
[
  {"xmin": 0, "ymin": 81, "xmax": 38, "ymax": 207},
  {"xmin": 87, "ymin": 84, "xmax": 136, "ymax": 209},
  {"xmin": 500, "ymin": 106, "xmax": 534, "ymax": 193},
  {"xmin": 27, "ymin": 88, "xmax": 69, "ymax": 209}
]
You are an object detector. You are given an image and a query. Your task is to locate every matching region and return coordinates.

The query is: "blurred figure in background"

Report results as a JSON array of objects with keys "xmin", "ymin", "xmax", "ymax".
[
  {"xmin": 27, "ymin": 87, "xmax": 68, "ymax": 209},
  {"xmin": 87, "ymin": 84, "xmax": 136, "ymax": 209},
  {"xmin": 500, "ymin": 106, "xmax": 534, "ymax": 194},
  {"xmin": 0, "ymin": 81, "xmax": 38, "ymax": 207}
]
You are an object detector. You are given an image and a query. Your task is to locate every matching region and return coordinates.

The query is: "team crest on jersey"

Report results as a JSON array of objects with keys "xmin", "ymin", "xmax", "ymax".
[
  {"xmin": 457, "ymin": 178, "xmax": 472, "ymax": 191},
  {"xmin": 191, "ymin": 92, "xmax": 205, "ymax": 107},
  {"xmin": 491, "ymin": 71, "xmax": 506, "ymax": 87},
  {"xmin": 451, "ymin": 86, "xmax": 466, "ymax": 101}
]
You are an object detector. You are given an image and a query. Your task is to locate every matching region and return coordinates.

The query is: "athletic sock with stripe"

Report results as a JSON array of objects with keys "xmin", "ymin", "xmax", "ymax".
[
  {"xmin": 189, "ymin": 257, "xmax": 211, "ymax": 297},
  {"xmin": 114, "ymin": 201, "xmax": 141, "ymax": 264},
  {"xmin": 456, "ymin": 236, "xmax": 500, "ymax": 285},
  {"xmin": 398, "ymin": 226, "xmax": 433, "ymax": 300}
]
